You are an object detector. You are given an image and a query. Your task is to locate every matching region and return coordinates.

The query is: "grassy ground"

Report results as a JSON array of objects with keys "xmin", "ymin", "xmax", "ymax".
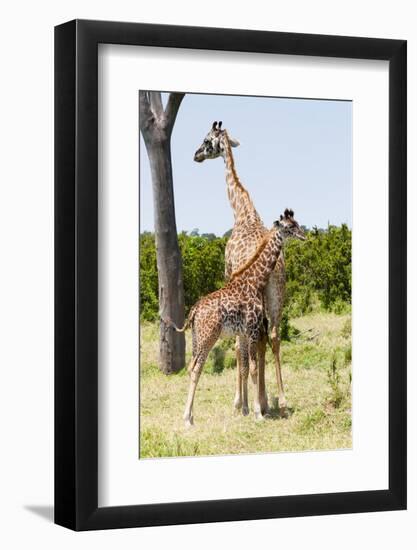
[{"xmin": 139, "ymin": 311, "xmax": 352, "ymax": 458}]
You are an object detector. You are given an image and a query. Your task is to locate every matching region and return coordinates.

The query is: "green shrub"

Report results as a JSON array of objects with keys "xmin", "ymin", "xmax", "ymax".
[
  {"xmin": 344, "ymin": 345, "xmax": 352, "ymax": 365},
  {"xmin": 280, "ymin": 311, "xmax": 301, "ymax": 341},
  {"xmin": 209, "ymin": 346, "xmax": 226, "ymax": 374},
  {"xmin": 285, "ymin": 224, "xmax": 351, "ymax": 315},
  {"xmin": 327, "ymin": 353, "xmax": 344, "ymax": 408},
  {"xmin": 223, "ymin": 354, "xmax": 236, "ymax": 370}
]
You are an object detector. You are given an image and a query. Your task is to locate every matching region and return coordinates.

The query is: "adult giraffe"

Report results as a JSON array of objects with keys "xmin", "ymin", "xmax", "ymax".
[{"xmin": 194, "ymin": 121, "xmax": 289, "ymax": 418}]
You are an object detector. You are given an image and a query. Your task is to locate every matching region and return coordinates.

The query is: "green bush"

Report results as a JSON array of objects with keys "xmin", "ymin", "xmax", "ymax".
[
  {"xmin": 223, "ymin": 354, "xmax": 236, "ymax": 370},
  {"xmin": 139, "ymin": 232, "xmax": 159, "ymax": 321},
  {"xmin": 280, "ymin": 311, "xmax": 301, "ymax": 341},
  {"xmin": 344, "ymin": 344, "xmax": 352, "ymax": 365},
  {"xmin": 284, "ymin": 224, "xmax": 351, "ymax": 316},
  {"xmin": 178, "ymin": 232, "xmax": 227, "ymax": 313},
  {"xmin": 139, "ymin": 230, "xmax": 227, "ymax": 321},
  {"xmin": 327, "ymin": 353, "xmax": 344, "ymax": 408}
]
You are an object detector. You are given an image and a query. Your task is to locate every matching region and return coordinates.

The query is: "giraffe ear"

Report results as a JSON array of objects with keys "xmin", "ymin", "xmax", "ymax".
[{"xmin": 229, "ymin": 136, "xmax": 240, "ymax": 148}]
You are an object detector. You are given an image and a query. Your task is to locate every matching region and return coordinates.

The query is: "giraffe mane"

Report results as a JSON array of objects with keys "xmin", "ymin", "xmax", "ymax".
[
  {"xmin": 223, "ymin": 131, "xmax": 255, "ymax": 207},
  {"xmin": 229, "ymin": 229, "xmax": 274, "ymax": 281}
]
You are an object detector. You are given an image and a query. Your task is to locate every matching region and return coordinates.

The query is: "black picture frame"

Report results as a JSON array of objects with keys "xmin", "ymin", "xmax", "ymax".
[{"xmin": 55, "ymin": 19, "xmax": 407, "ymax": 531}]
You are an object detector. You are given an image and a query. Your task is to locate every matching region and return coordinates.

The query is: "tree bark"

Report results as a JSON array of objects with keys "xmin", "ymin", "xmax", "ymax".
[{"xmin": 139, "ymin": 91, "xmax": 185, "ymax": 374}]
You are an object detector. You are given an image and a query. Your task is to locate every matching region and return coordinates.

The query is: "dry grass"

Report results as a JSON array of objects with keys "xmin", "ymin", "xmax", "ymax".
[{"xmin": 139, "ymin": 311, "xmax": 352, "ymax": 458}]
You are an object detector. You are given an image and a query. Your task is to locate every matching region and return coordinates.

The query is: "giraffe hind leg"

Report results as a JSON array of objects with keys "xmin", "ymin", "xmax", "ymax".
[
  {"xmin": 257, "ymin": 333, "xmax": 270, "ymax": 416},
  {"xmin": 239, "ymin": 337, "xmax": 250, "ymax": 416},
  {"xmin": 183, "ymin": 329, "xmax": 219, "ymax": 427},
  {"xmin": 233, "ymin": 336, "xmax": 249, "ymax": 415},
  {"xmin": 248, "ymin": 339, "xmax": 263, "ymax": 421},
  {"xmin": 233, "ymin": 337, "xmax": 243, "ymax": 412},
  {"xmin": 271, "ymin": 325, "xmax": 287, "ymax": 416},
  {"xmin": 183, "ymin": 354, "xmax": 205, "ymax": 427}
]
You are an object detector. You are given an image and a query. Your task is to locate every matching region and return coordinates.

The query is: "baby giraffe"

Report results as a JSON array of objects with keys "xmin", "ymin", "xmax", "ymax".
[{"xmin": 164, "ymin": 209, "xmax": 305, "ymax": 427}]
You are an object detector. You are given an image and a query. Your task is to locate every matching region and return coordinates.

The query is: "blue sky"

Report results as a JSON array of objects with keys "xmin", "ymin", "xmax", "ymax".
[{"xmin": 140, "ymin": 93, "xmax": 352, "ymax": 236}]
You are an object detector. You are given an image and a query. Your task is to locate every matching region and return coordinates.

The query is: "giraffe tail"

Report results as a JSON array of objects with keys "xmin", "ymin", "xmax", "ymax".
[
  {"xmin": 263, "ymin": 316, "xmax": 272, "ymax": 348},
  {"xmin": 162, "ymin": 316, "xmax": 188, "ymax": 332},
  {"xmin": 161, "ymin": 304, "xmax": 197, "ymax": 333}
]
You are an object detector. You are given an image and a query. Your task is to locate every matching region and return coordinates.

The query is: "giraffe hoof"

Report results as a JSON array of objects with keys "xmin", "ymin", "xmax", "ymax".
[
  {"xmin": 262, "ymin": 406, "xmax": 272, "ymax": 418},
  {"xmin": 233, "ymin": 398, "xmax": 242, "ymax": 410},
  {"xmin": 273, "ymin": 397, "xmax": 289, "ymax": 417},
  {"xmin": 242, "ymin": 405, "xmax": 249, "ymax": 416},
  {"xmin": 279, "ymin": 406, "xmax": 289, "ymax": 418},
  {"xmin": 184, "ymin": 416, "xmax": 194, "ymax": 428},
  {"xmin": 255, "ymin": 411, "xmax": 265, "ymax": 422}
]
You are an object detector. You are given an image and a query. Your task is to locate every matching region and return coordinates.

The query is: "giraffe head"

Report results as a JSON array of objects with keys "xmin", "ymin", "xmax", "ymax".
[
  {"xmin": 274, "ymin": 209, "xmax": 306, "ymax": 241},
  {"xmin": 194, "ymin": 121, "xmax": 240, "ymax": 162}
]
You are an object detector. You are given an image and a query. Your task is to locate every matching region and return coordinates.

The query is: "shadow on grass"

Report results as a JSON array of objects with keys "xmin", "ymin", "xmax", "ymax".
[{"xmin": 265, "ymin": 405, "xmax": 295, "ymax": 420}]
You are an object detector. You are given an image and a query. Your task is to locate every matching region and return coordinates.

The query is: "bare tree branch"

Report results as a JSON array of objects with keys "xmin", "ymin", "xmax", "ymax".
[
  {"xmin": 139, "ymin": 91, "xmax": 154, "ymax": 140},
  {"xmin": 164, "ymin": 92, "xmax": 185, "ymax": 135},
  {"xmin": 139, "ymin": 90, "xmax": 151, "ymax": 120},
  {"xmin": 149, "ymin": 91, "xmax": 164, "ymax": 117}
]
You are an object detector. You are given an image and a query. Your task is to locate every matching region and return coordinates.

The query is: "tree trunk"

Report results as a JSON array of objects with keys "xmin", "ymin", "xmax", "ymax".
[
  {"xmin": 139, "ymin": 91, "xmax": 185, "ymax": 374},
  {"xmin": 145, "ymin": 139, "xmax": 185, "ymax": 373}
]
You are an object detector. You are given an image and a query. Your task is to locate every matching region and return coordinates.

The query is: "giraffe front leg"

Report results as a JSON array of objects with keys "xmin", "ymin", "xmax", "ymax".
[
  {"xmin": 271, "ymin": 325, "xmax": 287, "ymax": 416},
  {"xmin": 248, "ymin": 340, "xmax": 263, "ymax": 421}
]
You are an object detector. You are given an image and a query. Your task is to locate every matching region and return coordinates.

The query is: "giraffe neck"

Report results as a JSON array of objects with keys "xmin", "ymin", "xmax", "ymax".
[
  {"xmin": 239, "ymin": 228, "xmax": 283, "ymax": 290},
  {"xmin": 223, "ymin": 133, "xmax": 262, "ymax": 225}
]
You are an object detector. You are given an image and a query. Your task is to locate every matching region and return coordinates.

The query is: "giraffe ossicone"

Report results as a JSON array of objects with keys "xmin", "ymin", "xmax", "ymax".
[{"xmin": 193, "ymin": 121, "xmax": 240, "ymax": 163}]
